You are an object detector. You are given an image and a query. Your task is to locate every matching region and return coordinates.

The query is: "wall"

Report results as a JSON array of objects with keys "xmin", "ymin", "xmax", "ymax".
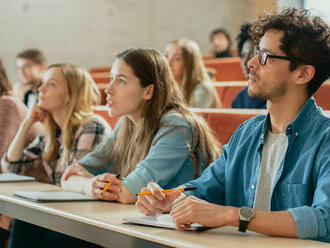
[{"xmin": 0, "ymin": 0, "xmax": 254, "ymax": 84}]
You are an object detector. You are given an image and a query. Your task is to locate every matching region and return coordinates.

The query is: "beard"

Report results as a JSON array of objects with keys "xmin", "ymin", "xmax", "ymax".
[{"xmin": 248, "ymin": 76, "xmax": 287, "ymax": 100}]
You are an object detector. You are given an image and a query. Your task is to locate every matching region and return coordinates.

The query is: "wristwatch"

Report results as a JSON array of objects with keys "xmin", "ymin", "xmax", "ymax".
[{"xmin": 238, "ymin": 206, "xmax": 255, "ymax": 232}]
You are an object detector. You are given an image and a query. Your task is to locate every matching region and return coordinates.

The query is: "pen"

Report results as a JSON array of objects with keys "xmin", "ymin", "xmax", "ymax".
[
  {"xmin": 136, "ymin": 187, "xmax": 198, "ymax": 196},
  {"xmin": 101, "ymin": 174, "xmax": 121, "ymax": 195}
]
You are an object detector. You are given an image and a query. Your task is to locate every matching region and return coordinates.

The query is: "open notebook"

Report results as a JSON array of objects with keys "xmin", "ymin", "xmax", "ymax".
[
  {"xmin": 122, "ymin": 214, "xmax": 206, "ymax": 231},
  {"xmin": 0, "ymin": 173, "xmax": 35, "ymax": 182},
  {"xmin": 14, "ymin": 191, "xmax": 98, "ymax": 203}
]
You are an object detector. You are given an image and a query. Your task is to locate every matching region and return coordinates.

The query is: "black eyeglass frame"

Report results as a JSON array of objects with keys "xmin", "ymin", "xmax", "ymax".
[{"xmin": 255, "ymin": 49, "xmax": 307, "ymax": 66}]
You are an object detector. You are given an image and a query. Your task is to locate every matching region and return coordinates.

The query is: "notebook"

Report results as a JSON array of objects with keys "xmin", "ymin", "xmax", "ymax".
[
  {"xmin": 122, "ymin": 214, "xmax": 206, "ymax": 231},
  {"xmin": 14, "ymin": 191, "xmax": 98, "ymax": 203},
  {"xmin": 0, "ymin": 173, "xmax": 35, "ymax": 182}
]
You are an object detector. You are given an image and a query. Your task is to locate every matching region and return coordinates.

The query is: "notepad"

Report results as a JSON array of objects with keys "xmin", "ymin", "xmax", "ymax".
[
  {"xmin": 0, "ymin": 173, "xmax": 35, "ymax": 182},
  {"xmin": 122, "ymin": 214, "xmax": 205, "ymax": 231},
  {"xmin": 14, "ymin": 191, "xmax": 98, "ymax": 202}
]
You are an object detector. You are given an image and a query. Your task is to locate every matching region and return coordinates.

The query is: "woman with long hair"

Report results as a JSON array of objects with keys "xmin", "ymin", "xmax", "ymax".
[
  {"xmin": 2, "ymin": 64, "xmax": 110, "ymax": 184},
  {"xmin": 3, "ymin": 64, "xmax": 111, "ymax": 248},
  {"xmin": 62, "ymin": 48, "xmax": 220, "ymax": 205},
  {"xmin": 164, "ymin": 39, "xmax": 221, "ymax": 108}
]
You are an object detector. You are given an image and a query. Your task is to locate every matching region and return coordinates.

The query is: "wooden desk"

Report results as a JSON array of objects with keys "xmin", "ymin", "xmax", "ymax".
[{"xmin": 0, "ymin": 182, "xmax": 328, "ymax": 248}]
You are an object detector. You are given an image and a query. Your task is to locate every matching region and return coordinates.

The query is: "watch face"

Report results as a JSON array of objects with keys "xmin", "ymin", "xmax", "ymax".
[{"xmin": 239, "ymin": 207, "xmax": 254, "ymax": 220}]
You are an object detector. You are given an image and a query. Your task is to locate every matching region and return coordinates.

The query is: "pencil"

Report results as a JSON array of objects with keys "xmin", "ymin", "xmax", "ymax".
[
  {"xmin": 101, "ymin": 174, "xmax": 121, "ymax": 195},
  {"xmin": 136, "ymin": 187, "xmax": 197, "ymax": 196}
]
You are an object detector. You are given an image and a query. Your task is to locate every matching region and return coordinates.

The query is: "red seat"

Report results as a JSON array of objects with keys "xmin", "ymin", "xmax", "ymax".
[
  {"xmin": 194, "ymin": 109, "xmax": 266, "ymax": 145},
  {"xmin": 214, "ymin": 82, "xmax": 248, "ymax": 108},
  {"xmin": 314, "ymin": 83, "xmax": 330, "ymax": 110},
  {"xmin": 89, "ymin": 67, "xmax": 111, "ymax": 73},
  {"xmin": 203, "ymin": 57, "xmax": 245, "ymax": 81}
]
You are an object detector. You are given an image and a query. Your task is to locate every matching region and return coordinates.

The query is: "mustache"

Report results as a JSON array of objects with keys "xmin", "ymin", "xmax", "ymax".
[{"xmin": 249, "ymin": 69, "xmax": 259, "ymax": 80}]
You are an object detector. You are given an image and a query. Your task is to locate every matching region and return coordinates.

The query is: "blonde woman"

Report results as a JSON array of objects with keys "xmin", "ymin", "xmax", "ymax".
[
  {"xmin": 164, "ymin": 39, "xmax": 221, "ymax": 108},
  {"xmin": 61, "ymin": 48, "xmax": 220, "ymax": 205},
  {"xmin": 4, "ymin": 64, "xmax": 111, "ymax": 248},
  {"xmin": 2, "ymin": 64, "xmax": 111, "ymax": 184}
]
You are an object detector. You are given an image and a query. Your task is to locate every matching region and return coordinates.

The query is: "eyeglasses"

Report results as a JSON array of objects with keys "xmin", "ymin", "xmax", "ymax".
[{"xmin": 254, "ymin": 49, "xmax": 306, "ymax": 66}]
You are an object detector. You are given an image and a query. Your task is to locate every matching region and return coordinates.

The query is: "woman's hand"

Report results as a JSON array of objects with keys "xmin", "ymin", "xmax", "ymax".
[
  {"xmin": 135, "ymin": 182, "xmax": 184, "ymax": 216},
  {"xmin": 91, "ymin": 173, "xmax": 122, "ymax": 201},
  {"xmin": 24, "ymin": 104, "xmax": 48, "ymax": 126},
  {"xmin": 62, "ymin": 164, "xmax": 94, "ymax": 181}
]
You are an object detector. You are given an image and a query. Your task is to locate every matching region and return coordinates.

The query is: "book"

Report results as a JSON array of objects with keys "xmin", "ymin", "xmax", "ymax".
[
  {"xmin": 14, "ymin": 191, "xmax": 98, "ymax": 203},
  {"xmin": 122, "ymin": 214, "xmax": 206, "ymax": 231},
  {"xmin": 0, "ymin": 173, "xmax": 35, "ymax": 182}
]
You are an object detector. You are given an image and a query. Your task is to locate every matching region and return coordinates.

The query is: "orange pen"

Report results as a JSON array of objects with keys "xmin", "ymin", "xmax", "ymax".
[{"xmin": 136, "ymin": 187, "xmax": 197, "ymax": 196}]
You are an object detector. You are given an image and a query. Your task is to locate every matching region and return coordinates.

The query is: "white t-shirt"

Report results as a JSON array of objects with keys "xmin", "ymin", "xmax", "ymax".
[{"xmin": 253, "ymin": 130, "xmax": 289, "ymax": 211}]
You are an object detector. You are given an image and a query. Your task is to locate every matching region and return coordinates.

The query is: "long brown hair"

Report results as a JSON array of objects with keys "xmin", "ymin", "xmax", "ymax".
[
  {"xmin": 110, "ymin": 49, "xmax": 220, "ymax": 177},
  {"xmin": 0, "ymin": 59, "xmax": 12, "ymax": 96},
  {"xmin": 43, "ymin": 64, "xmax": 103, "ymax": 164},
  {"xmin": 170, "ymin": 39, "xmax": 221, "ymax": 108}
]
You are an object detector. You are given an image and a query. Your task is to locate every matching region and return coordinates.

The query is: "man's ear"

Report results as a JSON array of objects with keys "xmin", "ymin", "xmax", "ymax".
[
  {"xmin": 295, "ymin": 65, "xmax": 315, "ymax": 86},
  {"xmin": 143, "ymin": 84, "xmax": 154, "ymax": 100}
]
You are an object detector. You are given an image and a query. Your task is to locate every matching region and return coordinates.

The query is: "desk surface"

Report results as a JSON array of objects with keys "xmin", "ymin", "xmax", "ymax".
[{"xmin": 0, "ymin": 182, "xmax": 328, "ymax": 248}]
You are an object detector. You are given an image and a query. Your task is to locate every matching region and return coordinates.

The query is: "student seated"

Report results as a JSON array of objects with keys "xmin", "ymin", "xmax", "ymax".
[
  {"xmin": 207, "ymin": 28, "xmax": 233, "ymax": 58},
  {"xmin": 164, "ymin": 39, "xmax": 221, "ymax": 108},
  {"xmin": 62, "ymin": 48, "xmax": 220, "ymax": 204},
  {"xmin": 15, "ymin": 49, "xmax": 46, "ymax": 109},
  {"xmin": 136, "ymin": 8, "xmax": 330, "ymax": 242},
  {"xmin": 232, "ymin": 23, "xmax": 266, "ymax": 109},
  {"xmin": 2, "ymin": 64, "xmax": 110, "ymax": 248},
  {"xmin": 0, "ymin": 59, "xmax": 42, "ymax": 247}
]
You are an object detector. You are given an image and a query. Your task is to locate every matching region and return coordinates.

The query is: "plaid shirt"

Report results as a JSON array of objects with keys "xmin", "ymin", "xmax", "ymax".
[{"xmin": 1, "ymin": 119, "xmax": 110, "ymax": 185}]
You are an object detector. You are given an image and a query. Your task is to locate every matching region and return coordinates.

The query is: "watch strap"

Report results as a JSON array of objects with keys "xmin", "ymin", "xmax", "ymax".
[{"xmin": 239, "ymin": 220, "xmax": 249, "ymax": 232}]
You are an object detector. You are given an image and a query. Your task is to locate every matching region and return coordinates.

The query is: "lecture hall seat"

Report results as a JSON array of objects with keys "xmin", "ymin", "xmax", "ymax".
[
  {"xmin": 214, "ymin": 81, "xmax": 248, "ymax": 108},
  {"xmin": 203, "ymin": 57, "xmax": 246, "ymax": 81},
  {"xmin": 314, "ymin": 83, "xmax": 330, "ymax": 110},
  {"xmin": 194, "ymin": 108, "xmax": 266, "ymax": 145}
]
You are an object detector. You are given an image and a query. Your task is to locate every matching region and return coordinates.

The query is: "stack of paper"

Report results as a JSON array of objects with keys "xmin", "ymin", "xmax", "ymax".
[{"xmin": 0, "ymin": 173, "xmax": 35, "ymax": 182}]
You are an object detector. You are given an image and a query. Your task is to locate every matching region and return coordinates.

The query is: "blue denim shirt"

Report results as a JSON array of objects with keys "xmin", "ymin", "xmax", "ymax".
[
  {"xmin": 79, "ymin": 112, "xmax": 208, "ymax": 197},
  {"xmin": 185, "ymin": 98, "xmax": 330, "ymax": 242}
]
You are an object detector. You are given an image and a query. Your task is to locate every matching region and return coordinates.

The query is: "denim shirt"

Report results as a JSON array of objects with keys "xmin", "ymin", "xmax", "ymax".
[
  {"xmin": 185, "ymin": 98, "xmax": 330, "ymax": 242},
  {"xmin": 79, "ymin": 112, "xmax": 208, "ymax": 197}
]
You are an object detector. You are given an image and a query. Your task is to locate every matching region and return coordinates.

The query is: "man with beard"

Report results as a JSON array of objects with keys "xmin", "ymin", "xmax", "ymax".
[{"xmin": 136, "ymin": 8, "xmax": 330, "ymax": 242}]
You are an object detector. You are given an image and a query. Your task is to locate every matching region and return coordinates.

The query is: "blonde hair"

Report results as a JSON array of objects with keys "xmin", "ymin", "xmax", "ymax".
[
  {"xmin": 43, "ymin": 64, "xmax": 101, "ymax": 164},
  {"xmin": 109, "ymin": 49, "xmax": 220, "ymax": 177},
  {"xmin": 171, "ymin": 39, "xmax": 221, "ymax": 108}
]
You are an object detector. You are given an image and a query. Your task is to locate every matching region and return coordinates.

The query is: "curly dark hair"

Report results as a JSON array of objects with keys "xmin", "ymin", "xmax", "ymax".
[
  {"xmin": 236, "ymin": 22, "xmax": 253, "ymax": 57},
  {"xmin": 251, "ymin": 8, "xmax": 330, "ymax": 97}
]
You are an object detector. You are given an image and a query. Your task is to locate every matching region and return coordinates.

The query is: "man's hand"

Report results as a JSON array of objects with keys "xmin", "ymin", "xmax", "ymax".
[{"xmin": 170, "ymin": 195, "xmax": 237, "ymax": 230}]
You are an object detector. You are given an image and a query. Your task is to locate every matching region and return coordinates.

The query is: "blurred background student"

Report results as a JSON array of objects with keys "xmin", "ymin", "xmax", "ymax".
[
  {"xmin": 15, "ymin": 49, "xmax": 46, "ymax": 109},
  {"xmin": 232, "ymin": 23, "xmax": 267, "ymax": 109},
  {"xmin": 164, "ymin": 39, "xmax": 221, "ymax": 108},
  {"xmin": 207, "ymin": 28, "xmax": 233, "ymax": 58}
]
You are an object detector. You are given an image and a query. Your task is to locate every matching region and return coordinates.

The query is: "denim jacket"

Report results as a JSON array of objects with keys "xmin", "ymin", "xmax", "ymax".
[{"xmin": 185, "ymin": 98, "xmax": 330, "ymax": 242}]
